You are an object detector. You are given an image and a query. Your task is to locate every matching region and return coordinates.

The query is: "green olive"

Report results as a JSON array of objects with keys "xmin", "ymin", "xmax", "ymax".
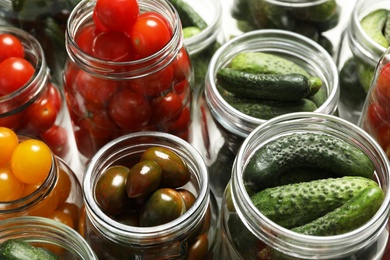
[
  {"xmin": 95, "ymin": 165, "xmax": 130, "ymax": 216},
  {"xmin": 126, "ymin": 160, "xmax": 162, "ymax": 198},
  {"xmin": 140, "ymin": 147, "xmax": 190, "ymax": 188},
  {"xmin": 139, "ymin": 188, "xmax": 186, "ymax": 227}
]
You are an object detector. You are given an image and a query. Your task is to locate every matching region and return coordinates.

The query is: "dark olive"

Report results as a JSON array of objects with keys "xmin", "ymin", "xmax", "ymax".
[
  {"xmin": 95, "ymin": 165, "xmax": 130, "ymax": 216},
  {"xmin": 126, "ymin": 160, "xmax": 162, "ymax": 198},
  {"xmin": 187, "ymin": 233, "xmax": 209, "ymax": 260},
  {"xmin": 140, "ymin": 146, "xmax": 190, "ymax": 188},
  {"xmin": 178, "ymin": 189, "xmax": 196, "ymax": 210},
  {"xmin": 139, "ymin": 188, "xmax": 186, "ymax": 227}
]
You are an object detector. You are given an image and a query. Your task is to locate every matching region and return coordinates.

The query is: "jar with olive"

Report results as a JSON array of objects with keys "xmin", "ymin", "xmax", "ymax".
[{"xmin": 82, "ymin": 131, "xmax": 219, "ymax": 259}]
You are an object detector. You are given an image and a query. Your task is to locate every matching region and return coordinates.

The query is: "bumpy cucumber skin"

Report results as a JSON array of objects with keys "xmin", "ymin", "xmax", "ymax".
[
  {"xmin": 244, "ymin": 132, "xmax": 375, "ymax": 192},
  {"xmin": 216, "ymin": 68, "xmax": 311, "ymax": 101},
  {"xmin": 168, "ymin": 0, "xmax": 208, "ymax": 30},
  {"xmin": 292, "ymin": 185, "xmax": 384, "ymax": 236},
  {"xmin": 250, "ymin": 176, "xmax": 378, "ymax": 229},
  {"xmin": 0, "ymin": 239, "xmax": 59, "ymax": 260},
  {"xmin": 228, "ymin": 52, "xmax": 310, "ymax": 77},
  {"xmin": 360, "ymin": 9, "xmax": 389, "ymax": 48}
]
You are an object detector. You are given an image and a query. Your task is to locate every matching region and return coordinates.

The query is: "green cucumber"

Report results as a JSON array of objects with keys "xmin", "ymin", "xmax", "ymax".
[
  {"xmin": 228, "ymin": 52, "xmax": 311, "ymax": 77},
  {"xmin": 0, "ymin": 239, "xmax": 59, "ymax": 260},
  {"xmin": 290, "ymin": 0, "xmax": 338, "ymax": 23},
  {"xmin": 250, "ymin": 176, "xmax": 378, "ymax": 229},
  {"xmin": 216, "ymin": 68, "xmax": 315, "ymax": 101},
  {"xmin": 292, "ymin": 185, "xmax": 384, "ymax": 236},
  {"xmin": 360, "ymin": 9, "xmax": 389, "ymax": 48},
  {"xmin": 243, "ymin": 132, "xmax": 375, "ymax": 192},
  {"xmin": 182, "ymin": 26, "xmax": 202, "ymax": 38},
  {"xmin": 168, "ymin": 0, "xmax": 208, "ymax": 30}
]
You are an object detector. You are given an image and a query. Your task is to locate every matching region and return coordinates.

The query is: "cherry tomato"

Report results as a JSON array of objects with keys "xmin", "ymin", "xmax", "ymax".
[
  {"xmin": 376, "ymin": 63, "xmax": 390, "ymax": 106},
  {"xmin": 0, "ymin": 165, "xmax": 24, "ymax": 201},
  {"xmin": 151, "ymin": 92, "xmax": 182, "ymax": 125},
  {"xmin": 41, "ymin": 125, "xmax": 69, "ymax": 159},
  {"xmin": 81, "ymin": 107, "xmax": 116, "ymax": 138},
  {"xmin": 129, "ymin": 12, "xmax": 171, "ymax": 58},
  {"xmin": 53, "ymin": 168, "xmax": 72, "ymax": 206},
  {"xmin": 377, "ymin": 123, "xmax": 390, "ymax": 151},
  {"xmin": 48, "ymin": 210, "xmax": 75, "ymax": 229},
  {"xmin": 92, "ymin": 31, "xmax": 134, "ymax": 61},
  {"xmin": 11, "ymin": 139, "xmax": 52, "ymax": 185},
  {"xmin": 28, "ymin": 190, "xmax": 59, "ymax": 217},
  {"xmin": 0, "ymin": 57, "xmax": 35, "ymax": 96},
  {"xmin": 131, "ymin": 65, "xmax": 174, "ymax": 97},
  {"xmin": 172, "ymin": 47, "xmax": 191, "ymax": 82},
  {"xmin": 0, "ymin": 113, "xmax": 22, "ymax": 131},
  {"xmin": 75, "ymin": 23, "xmax": 98, "ymax": 55},
  {"xmin": 24, "ymin": 98, "xmax": 58, "ymax": 134},
  {"xmin": 93, "ymin": 9, "xmax": 109, "ymax": 33},
  {"xmin": 47, "ymin": 83, "xmax": 62, "ymax": 112},
  {"xmin": 94, "ymin": 0, "xmax": 139, "ymax": 32},
  {"xmin": 0, "ymin": 33, "xmax": 24, "ymax": 62},
  {"xmin": 56, "ymin": 202, "xmax": 80, "ymax": 229},
  {"xmin": 167, "ymin": 106, "xmax": 191, "ymax": 133},
  {"xmin": 21, "ymin": 182, "xmax": 41, "ymax": 197},
  {"xmin": 0, "ymin": 127, "xmax": 19, "ymax": 165},
  {"xmin": 108, "ymin": 89, "xmax": 152, "ymax": 129},
  {"xmin": 187, "ymin": 233, "xmax": 209, "ymax": 260}
]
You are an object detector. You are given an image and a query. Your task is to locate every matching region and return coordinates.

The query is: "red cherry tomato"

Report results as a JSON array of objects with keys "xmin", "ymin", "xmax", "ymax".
[
  {"xmin": 131, "ymin": 65, "xmax": 174, "ymax": 97},
  {"xmin": 108, "ymin": 89, "xmax": 152, "ymax": 129},
  {"xmin": 0, "ymin": 33, "xmax": 24, "ymax": 62},
  {"xmin": 377, "ymin": 123, "xmax": 390, "ymax": 151},
  {"xmin": 24, "ymin": 98, "xmax": 58, "ymax": 134},
  {"xmin": 81, "ymin": 106, "xmax": 116, "ymax": 138},
  {"xmin": 92, "ymin": 31, "xmax": 134, "ymax": 61},
  {"xmin": 168, "ymin": 106, "xmax": 191, "ymax": 133},
  {"xmin": 172, "ymin": 47, "xmax": 191, "ymax": 83},
  {"xmin": 129, "ymin": 12, "xmax": 171, "ymax": 58},
  {"xmin": 94, "ymin": 0, "xmax": 139, "ymax": 32},
  {"xmin": 376, "ymin": 63, "xmax": 390, "ymax": 106},
  {"xmin": 41, "ymin": 125, "xmax": 69, "ymax": 159},
  {"xmin": 75, "ymin": 23, "xmax": 98, "ymax": 55},
  {"xmin": 152, "ymin": 92, "xmax": 183, "ymax": 125},
  {"xmin": 0, "ymin": 57, "xmax": 35, "ymax": 96},
  {"xmin": 92, "ymin": 9, "xmax": 109, "ymax": 33},
  {"xmin": 47, "ymin": 83, "xmax": 62, "ymax": 112}
]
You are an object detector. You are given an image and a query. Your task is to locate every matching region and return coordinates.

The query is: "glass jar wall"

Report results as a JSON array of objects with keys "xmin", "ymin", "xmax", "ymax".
[
  {"xmin": 193, "ymin": 29, "xmax": 339, "ymax": 205},
  {"xmin": 337, "ymin": 0, "xmax": 389, "ymax": 124},
  {"xmin": 218, "ymin": 112, "xmax": 390, "ymax": 259},
  {"xmin": 0, "ymin": 26, "xmax": 77, "ymax": 166},
  {"xmin": 82, "ymin": 131, "xmax": 219, "ymax": 259},
  {"xmin": 64, "ymin": 0, "xmax": 193, "ymax": 169},
  {"xmin": 0, "ymin": 216, "xmax": 97, "ymax": 259}
]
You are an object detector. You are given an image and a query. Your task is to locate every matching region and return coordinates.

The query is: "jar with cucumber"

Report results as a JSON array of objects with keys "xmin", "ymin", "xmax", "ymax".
[
  {"xmin": 217, "ymin": 112, "xmax": 390, "ymax": 260},
  {"xmin": 192, "ymin": 29, "xmax": 339, "ymax": 206},
  {"xmin": 337, "ymin": 0, "xmax": 390, "ymax": 124},
  {"xmin": 229, "ymin": 0, "xmax": 340, "ymax": 55}
]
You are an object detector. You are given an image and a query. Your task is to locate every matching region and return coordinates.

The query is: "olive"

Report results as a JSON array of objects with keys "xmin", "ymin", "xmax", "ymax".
[
  {"xmin": 95, "ymin": 165, "xmax": 130, "ymax": 216},
  {"xmin": 139, "ymin": 188, "xmax": 186, "ymax": 227},
  {"xmin": 178, "ymin": 189, "xmax": 196, "ymax": 210},
  {"xmin": 140, "ymin": 146, "xmax": 190, "ymax": 188},
  {"xmin": 187, "ymin": 233, "xmax": 209, "ymax": 260},
  {"xmin": 126, "ymin": 160, "xmax": 162, "ymax": 198}
]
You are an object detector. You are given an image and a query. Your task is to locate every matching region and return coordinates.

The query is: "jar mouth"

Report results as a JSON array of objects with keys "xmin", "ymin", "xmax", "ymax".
[
  {"xmin": 66, "ymin": 0, "xmax": 183, "ymax": 79},
  {"xmin": 205, "ymin": 29, "xmax": 339, "ymax": 138},
  {"xmin": 263, "ymin": 0, "xmax": 330, "ymax": 7},
  {"xmin": 232, "ymin": 112, "xmax": 390, "ymax": 258},
  {"xmin": 83, "ymin": 131, "xmax": 209, "ymax": 246}
]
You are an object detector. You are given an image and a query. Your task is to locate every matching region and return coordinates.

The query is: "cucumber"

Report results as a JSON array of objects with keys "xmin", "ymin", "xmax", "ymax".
[
  {"xmin": 292, "ymin": 185, "xmax": 384, "ymax": 236},
  {"xmin": 216, "ymin": 68, "xmax": 314, "ymax": 101},
  {"xmin": 182, "ymin": 26, "xmax": 202, "ymax": 38},
  {"xmin": 308, "ymin": 85, "xmax": 327, "ymax": 108},
  {"xmin": 243, "ymin": 132, "xmax": 375, "ymax": 192},
  {"xmin": 0, "ymin": 239, "xmax": 59, "ymax": 260},
  {"xmin": 168, "ymin": 0, "xmax": 208, "ymax": 30},
  {"xmin": 360, "ymin": 9, "xmax": 389, "ymax": 48},
  {"xmin": 290, "ymin": 0, "xmax": 338, "ymax": 23},
  {"xmin": 228, "ymin": 52, "xmax": 311, "ymax": 77},
  {"xmin": 250, "ymin": 176, "xmax": 378, "ymax": 229}
]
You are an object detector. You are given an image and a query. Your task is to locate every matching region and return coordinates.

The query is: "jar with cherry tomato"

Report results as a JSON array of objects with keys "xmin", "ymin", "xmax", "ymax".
[
  {"xmin": 0, "ymin": 129, "xmax": 83, "ymax": 237},
  {"xmin": 81, "ymin": 131, "xmax": 219, "ymax": 259},
  {"xmin": 0, "ymin": 26, "xmax": 76, "ymax": 166},
  {"xmin": 64, "ymin": 0, "xmax": 193, "ymax": 169},
  {"xmin": 0, "ymin": 216, "xmax": 97, "ymax": 259}
]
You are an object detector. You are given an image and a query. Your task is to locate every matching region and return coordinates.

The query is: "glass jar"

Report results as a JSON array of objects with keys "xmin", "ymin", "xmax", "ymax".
[
  {"xmin": 229, "ymin": 0, "xmax": 340, "ymax": 55},
  {"xmin": 0, "ymin": 26, "xmax": 77, "ymax": 166},
  {"xmin": 180, "ymin": 0, "xmax": 224, "ymax": 96},
  {"xmin": 337, "ymin": 0, "xmax": 389, "ymax": 125},
  {"xmin": 0, "ymin": 0, "xmax": 81, "ymax": 85},
  {"xmin": 192, "ymin": 29, "xmax": 339, "ymax": 205},
  {"xmin": 0, "ymin": 216, "xmax": 97, "ymax": 259},
  {"xmin": 0, "ymin": 135, "xmax": 83, "ymax": 234},
  {"xmin": 218, "ymin": 112, "xmax": 390, "ymax": 260},
  {"xmin": 82, "ymin": 131, "xmax": 219, "ymax": 259},
  {"xmin": 64, "ymin": 0, "xmax": 193, "ymax": 169}
]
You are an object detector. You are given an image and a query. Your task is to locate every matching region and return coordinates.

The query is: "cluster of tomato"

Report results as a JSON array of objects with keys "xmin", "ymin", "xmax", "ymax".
[
  {"xmin": 0, "ymin": 32, "xmax": 69, "ymax": 159},
  {"xmin": 0, "ymin": 127, "xmax": 80, "ymax": 231},
  {"xmin": 362, "ymin": 62, "xmax": 390, "ymax": 157},
  {"xmin": 64, "ymin": 0, "xmax": 192, "ymax": 160},
  {"xmin": 93, "ymin": 146, "xmax": 210, "ymax": 259}
]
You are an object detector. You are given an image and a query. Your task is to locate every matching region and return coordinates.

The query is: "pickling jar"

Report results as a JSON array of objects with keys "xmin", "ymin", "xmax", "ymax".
[
  {"xmin": 0, "ymin": 0, "xmax": 81, "ymax": 86},
  {"xmin": 337, "ymin": 0, "xmax": 389, "ymax": 125},
  {"xmin": 0, "ymin": 26, "xmax": 77, "ymax": 165},
  {"xmin": 82, "ymin": 131, "xmax": 219, "ymax": 259},
  {"xmin": 192, "ymin": 29, "xmax": 339, "ymax": 205},
  {"xmin": 0, "ymin": 135, "xmax": 83, "ymax": 235},
  {"xmin": 0, "ymin": 216, "xmax": 97, "ymax": 260},
  {"xmin": 218, "ymin": 112, "xmax": 390, "ymax": 260},
  {"xmin": 229, "ymin": 0, "xmax": 340, "ymax": 55},
  {"xmin": 64, "ymin": 0, "xmax": 193, "ymax": 169}
]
